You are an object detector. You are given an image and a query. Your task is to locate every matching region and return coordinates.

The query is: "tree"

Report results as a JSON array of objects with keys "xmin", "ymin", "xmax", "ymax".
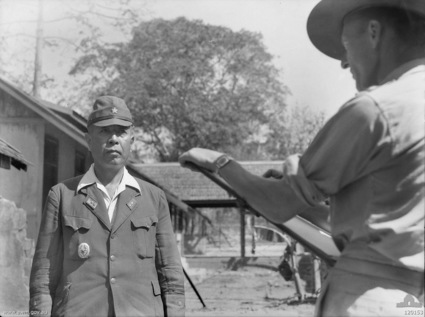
[
  {"xmin": 0, "ymin": 0, "xmax": 142, "ymax": 100},
  {"xmin": 265, "ymin": 104, "xmax": 326, "ymax": 159},
  {"xmin": 70, "ymin": 17, "xmax": 289, "ymax": 161}
]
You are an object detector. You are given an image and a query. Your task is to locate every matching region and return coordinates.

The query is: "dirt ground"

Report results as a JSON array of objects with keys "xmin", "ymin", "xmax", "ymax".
[{"xmin": 184, "ymin": 257, "xmax": 317, "ymax": 317}]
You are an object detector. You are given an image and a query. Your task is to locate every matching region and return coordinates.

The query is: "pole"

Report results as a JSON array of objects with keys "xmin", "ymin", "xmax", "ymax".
[
  {"xmin": 183, "ymin": 268, "xmax": 206, "ymax": 308},
  {"xmin": 240, "ymin": 207, "xmax": 245, "ymax": 259},
  {"xmin": 314, "ymin": 256, "xmax": 321, "ymax": 294},
  {"xmin": 33, "ymin": 0, "xmax": 44, "ymax": 97}
]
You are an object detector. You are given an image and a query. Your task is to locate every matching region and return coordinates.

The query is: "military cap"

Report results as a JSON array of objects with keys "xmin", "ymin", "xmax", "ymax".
[{"xmin": 87, "ymin": 96, "xmax": 133, "ymax": 127}]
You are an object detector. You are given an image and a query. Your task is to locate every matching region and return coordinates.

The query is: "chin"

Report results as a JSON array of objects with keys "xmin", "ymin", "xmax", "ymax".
[
  {"xmin": 355, "ymin": 81, "xmax": 367, "ymax": 92},
  {"xmin": 107, "ymin": 160, "xmax": 125, "ymax": 167}
]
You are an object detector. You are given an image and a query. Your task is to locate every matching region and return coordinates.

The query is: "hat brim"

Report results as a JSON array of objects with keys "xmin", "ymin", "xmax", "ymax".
[
  {"xmin": 307, "ymin": 0, "xmax": 425, "ymax": 60},
  {"xmin": 91, "ymin": 118, "xmax": 133, "ymax": 127}
]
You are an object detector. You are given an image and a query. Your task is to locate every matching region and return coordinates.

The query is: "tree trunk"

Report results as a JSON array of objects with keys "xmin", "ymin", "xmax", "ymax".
[{"xmin": 32, "ymin": 0, "xmax": 43, "ymax": 98}]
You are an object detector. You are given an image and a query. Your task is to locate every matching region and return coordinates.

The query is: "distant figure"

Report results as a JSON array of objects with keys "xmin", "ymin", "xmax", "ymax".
[
  {"xmin": 30, "ymin": 96, "xmax": 185, "ymax": 316},
  {"xmin": 179, "ymin": 0, "xmax": 424, "ymax": 316}
]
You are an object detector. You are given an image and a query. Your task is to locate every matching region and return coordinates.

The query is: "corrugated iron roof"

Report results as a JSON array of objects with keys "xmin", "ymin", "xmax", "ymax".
[
  {"xmin": 129, "ymin": 161, "xmax": 284, "ymax": 201},
  {"xmin": 0, "ymin": 138, "xmax": 32, "ymax": 171}
]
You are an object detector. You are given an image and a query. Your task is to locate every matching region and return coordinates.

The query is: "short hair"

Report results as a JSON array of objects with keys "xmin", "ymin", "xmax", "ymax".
[{"xmin": 347, "ymin": 7, "xmax": 425, "ymax": 48}]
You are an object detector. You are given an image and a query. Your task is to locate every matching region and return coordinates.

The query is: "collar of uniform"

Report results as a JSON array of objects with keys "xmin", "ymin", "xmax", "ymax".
[
  {"xmin": 77, "ymin": 164, "xmax": 141, "ymax": 194},
  {"xmin": 380, "ymin": 58, "xmax": 425, "ymax": 86}
]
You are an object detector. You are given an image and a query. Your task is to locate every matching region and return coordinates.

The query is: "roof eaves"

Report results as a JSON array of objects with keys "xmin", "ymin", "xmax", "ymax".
[
  {"xmin": 0, "ymin": 77, "xmax": 86, "ymax": 147},
  {"xmin": 0, "ymin": 137, "xmax": 33, "ymax": 171}
]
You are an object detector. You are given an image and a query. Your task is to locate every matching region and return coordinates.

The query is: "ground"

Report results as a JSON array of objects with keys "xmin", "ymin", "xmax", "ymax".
[{"xmin": 184, "ymin": 257, "xmax": 317, "ymax": 317}]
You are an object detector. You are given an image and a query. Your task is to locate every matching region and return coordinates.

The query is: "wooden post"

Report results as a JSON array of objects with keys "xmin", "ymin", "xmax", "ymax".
[
  {"xmin": 251, "ymin": 215, "xmax": 256, "ymax": 255},
  {"xmin": 240, "ymin": 207, "xmax": 245, "ymax": 259},
  {"xmin": 314, "ymin": 257, "xmax": 321, "ymax": 293}
]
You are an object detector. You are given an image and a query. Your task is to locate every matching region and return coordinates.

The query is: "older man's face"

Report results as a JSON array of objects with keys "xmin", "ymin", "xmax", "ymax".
[
  {"xmin": 340, "ymin": 16, "xmax": 380, "ymax": 91},
  {"xmin": 85, "ymin": 124, "xmax": 134, "ymax": 170}
]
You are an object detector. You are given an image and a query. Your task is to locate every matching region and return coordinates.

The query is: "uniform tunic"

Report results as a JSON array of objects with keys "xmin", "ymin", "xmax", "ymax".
[{"xmin": 30, "ymin": 168, "xmax": 185, "ymax": 317}]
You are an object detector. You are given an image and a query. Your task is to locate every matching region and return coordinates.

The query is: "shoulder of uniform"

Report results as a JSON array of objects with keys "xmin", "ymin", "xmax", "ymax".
[
  {"xmin": 337, "ymin": 91, "xmax": 380, "ymax": 115},
  {"xmin": 58, "ymin": 175, "xmax": 84, "ymax": 191},
  {"xmin": 133, "ymin": 177, "xmax": 163, "ymax": 194}
]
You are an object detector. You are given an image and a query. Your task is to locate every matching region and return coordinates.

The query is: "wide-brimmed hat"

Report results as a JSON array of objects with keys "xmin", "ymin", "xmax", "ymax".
[
  {"xmin": 87, "ymin": 96, "xmax": 133, "ymax": 127},
  {"xmin": 307, "ymin": 0, "xmax": 425, "ymax": 60}
]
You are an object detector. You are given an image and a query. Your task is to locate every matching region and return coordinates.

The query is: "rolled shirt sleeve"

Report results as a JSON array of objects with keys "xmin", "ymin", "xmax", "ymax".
[{"xmin": 284, "ymin": 94, "xmax": 389, "ymax": 205}]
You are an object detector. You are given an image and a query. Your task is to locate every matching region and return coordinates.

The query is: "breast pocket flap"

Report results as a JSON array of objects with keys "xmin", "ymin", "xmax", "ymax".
[
  {"xmin": 63, "ymin": 215, "xmax": 92, "ymax": 231},
  {"xmin": 131, "ymin": 215, "xmax": 158, "ymax": 230}
]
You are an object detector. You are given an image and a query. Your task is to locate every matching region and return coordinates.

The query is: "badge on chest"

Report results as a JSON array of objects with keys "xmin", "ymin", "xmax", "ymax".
[{"xmin": 78, "ymin": 242, "xmax": 90, "ymax": 259}]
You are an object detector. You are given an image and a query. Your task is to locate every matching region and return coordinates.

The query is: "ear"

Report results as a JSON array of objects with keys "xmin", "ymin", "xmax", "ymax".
[
  {"xmin": 129, "ymin": 126, "xmax": 135, "ymax": 144},
  {"xmin": 367, "ymin": 20, "xmax": 382, "ymax": 49}
]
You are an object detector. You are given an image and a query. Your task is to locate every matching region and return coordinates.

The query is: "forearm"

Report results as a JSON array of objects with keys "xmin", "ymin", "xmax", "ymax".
[
  {"xmin": 218, "ymin": 160, "xmax": 311, "ymax": 223},
  {"xmin": 178, "ymin": 148, "xmax": 315, "ymax": 223},
  {"xmin": 156, "ymin": 192, "xmax": 185, "ymax": 317},
  {"xmin": 29, "ymin": 245, "xmax": 56, "ymax": 315},
  {"xmin": 157, "ymin": 240, "xmax": 185, "ymax": 317},
  {"xmin": 29, "ymin": 190, "xmax": 62, "ymax": 316}
]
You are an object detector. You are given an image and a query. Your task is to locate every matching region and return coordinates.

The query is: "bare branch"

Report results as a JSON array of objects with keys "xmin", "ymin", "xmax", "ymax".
[{"xmin": 43, "ymin": 36, "xmax": 80, "ymax": 48}]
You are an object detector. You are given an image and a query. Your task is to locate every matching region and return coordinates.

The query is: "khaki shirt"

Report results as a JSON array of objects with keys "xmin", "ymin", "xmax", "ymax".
[{"xmin": 286, "ymin": 59, "xmax": 425, "ymax": 272}]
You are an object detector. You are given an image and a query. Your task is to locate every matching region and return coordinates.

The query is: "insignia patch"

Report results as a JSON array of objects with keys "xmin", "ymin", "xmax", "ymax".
[
  {"xmin": 85, "ymin": 197, "xmax": 98, "ymax": 210},
  {"xmin": 111, "ymin": 107, "xmax": 118, "ymax": 114},
  {"xmin": 78, "ymin": 242, "xmax": 90, "ymax": 259},
  {"xmin": 127, "ymin": 199, "xmax": 137, "ymax": 210}
]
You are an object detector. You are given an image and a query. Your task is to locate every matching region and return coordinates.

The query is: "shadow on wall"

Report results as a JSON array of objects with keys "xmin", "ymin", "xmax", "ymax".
[{"xmin": 0, "ymin": 197, "xmax": 34, "ymax": 312}]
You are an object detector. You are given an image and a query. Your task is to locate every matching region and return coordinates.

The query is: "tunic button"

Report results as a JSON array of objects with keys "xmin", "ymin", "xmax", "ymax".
[
  {"xmin": 110, "ymin": 255, "xmax": 116, "ymax": 261},
  {"xmin": 110, "ymin": 234, "xmax": 115, "ymax": 239},
  {"xmin": 110, "ymin": 278, "xmax": 116, "ymax": 284}
]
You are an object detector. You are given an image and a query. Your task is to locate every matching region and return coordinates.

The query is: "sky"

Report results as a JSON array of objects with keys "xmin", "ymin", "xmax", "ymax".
[{"xmin": 1, "ymin": 0, "xmax": 357, "ymax": 118}]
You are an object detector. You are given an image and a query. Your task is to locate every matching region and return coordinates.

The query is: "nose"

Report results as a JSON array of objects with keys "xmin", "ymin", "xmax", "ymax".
[
  {"xmin": 340, "ymin": 53, "xmax": 349, "ymax": 69},
  {"xmin": 108, "ymin": 133, "xmax": 118, "ymax": 144}
]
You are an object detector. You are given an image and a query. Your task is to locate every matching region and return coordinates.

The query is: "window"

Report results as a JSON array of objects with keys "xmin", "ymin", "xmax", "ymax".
[
  {"xmin": 74, "ymin": 150, "xmax": 86, "ymax": 176},
  {"xmin": 0, "ymin": 153, "xmax": 11, "ymax": 169},
  {"xmin": 42, "ymin": 135, "xmax": 58, "ymax": 206}
]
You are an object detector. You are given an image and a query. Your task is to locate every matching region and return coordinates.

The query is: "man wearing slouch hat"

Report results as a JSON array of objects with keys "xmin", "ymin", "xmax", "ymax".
[
  {"xmin": 30, "ymin": 96, "xmax": 185, "ymax": 316},
  {"xmin": 179, "ymin": 0, "xmax": 424, "ymax": 316}
]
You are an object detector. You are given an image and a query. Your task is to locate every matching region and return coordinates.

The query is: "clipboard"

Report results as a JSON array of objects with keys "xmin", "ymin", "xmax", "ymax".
[{"xmin": 185, "ymin": 162, "xmax": 340, "ymax": 266}]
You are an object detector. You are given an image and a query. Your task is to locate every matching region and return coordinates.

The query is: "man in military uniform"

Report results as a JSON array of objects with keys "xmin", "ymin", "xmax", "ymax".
[
  {"xmin": 179, "ymin": 0, "xmax": 424, "ymax": 315},
  {"xmin": 30, "ymin": 96, "xmax": 185, "ymax": 316}
]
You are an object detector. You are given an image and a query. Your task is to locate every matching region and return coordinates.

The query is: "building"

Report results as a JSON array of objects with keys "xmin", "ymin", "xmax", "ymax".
[
  {"xmin": 0, "ymin": 78, "xmax": 90, "ymax": 239},
  {"xmin": 130, "ymin": 161, "xmax": 284, "ymax": 208}
]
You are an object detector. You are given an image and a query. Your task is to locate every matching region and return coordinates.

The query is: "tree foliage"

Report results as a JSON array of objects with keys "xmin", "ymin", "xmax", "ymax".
[
  {"xmin": 0, "ymin": 0, "xmax": 142, "ymax": 101},
  {"xmin": 265, "ymin": 104, "xmax": 326, "ymax": 159},
  {"xmin": 71, "ymin": 17, "xmax": 289, "ymax": 161}
]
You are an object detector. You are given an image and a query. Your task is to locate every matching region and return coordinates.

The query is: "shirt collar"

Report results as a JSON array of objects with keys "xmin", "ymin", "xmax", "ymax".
[
  {"xmin": 380, "ymin": 58, "xmax": 425, "ymax": 85},
  {"xmin": 77, "ymin": 164, "xmax": 141, "ymax": 193}
]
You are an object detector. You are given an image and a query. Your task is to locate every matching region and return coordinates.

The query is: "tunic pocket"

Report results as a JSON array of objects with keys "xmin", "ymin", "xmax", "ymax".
[
  {"xmin": 52, "ymin": 282, "xmax": 72, "ymax": 316},
  {"xmin": 131, "ymin": 215, "xmax": 158, "ymax": 258},
  {"xmin": 151, "ymin": 281, "xmax": 164, "ymax": 317},
  {"xmin": 63, "ymin": 215, "xmax": 92, "ymax": 259}
]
